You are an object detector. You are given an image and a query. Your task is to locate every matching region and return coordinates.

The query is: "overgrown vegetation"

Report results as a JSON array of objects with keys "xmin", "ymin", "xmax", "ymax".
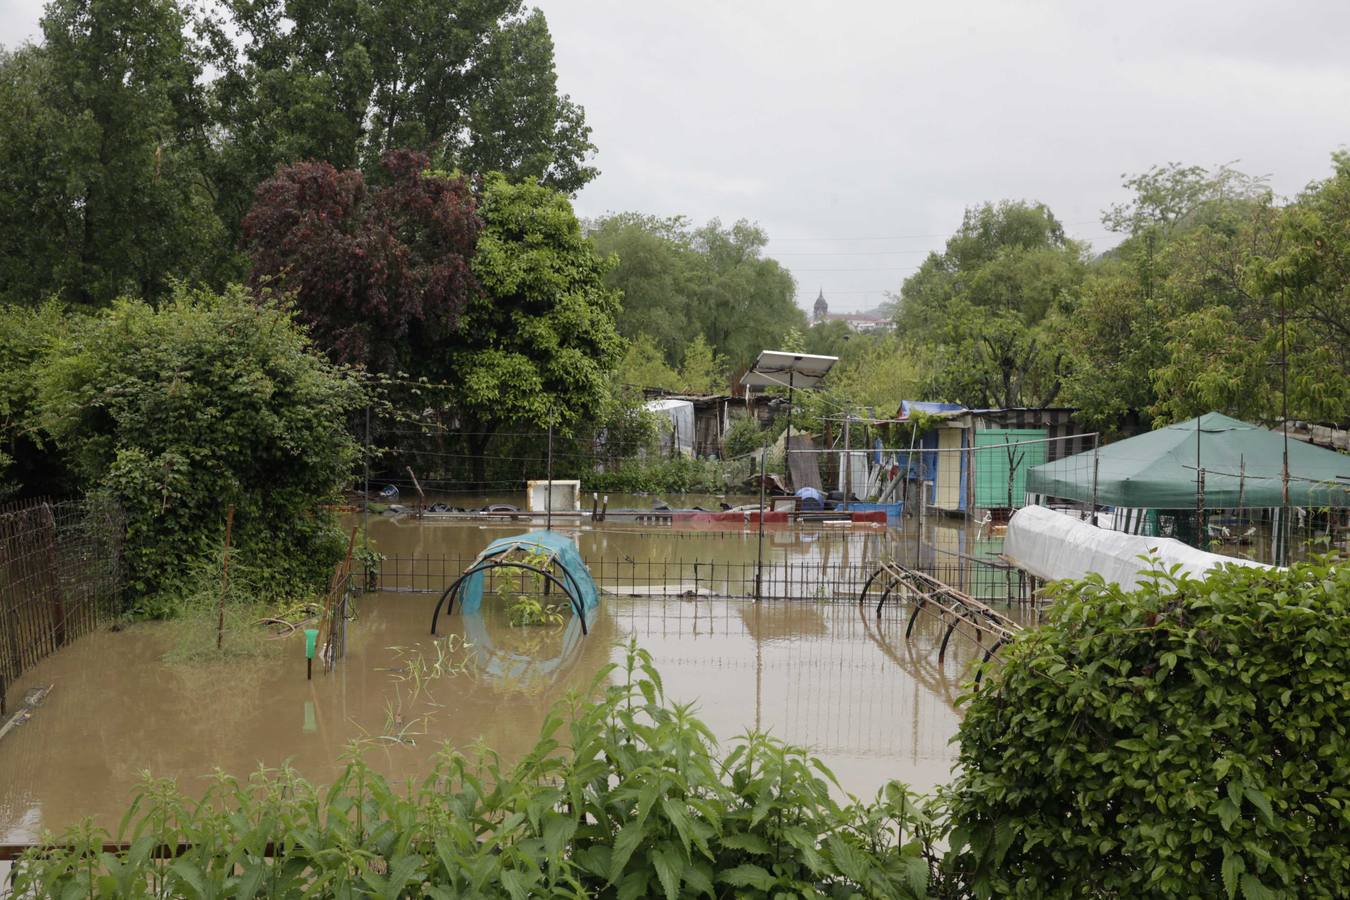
[
  {"xmin": 13, "ymin": 643, "xmax": 936, "ymax": 899},
  {"xmin": 31, "ymin": 286, "xmax": 365, "ymax": 612},
  {"xmin": 942, "ymin": 558, "xmax": 1350, "ymax": 898},
  {"xmin": 158, "ymin": 550, "xmax": 287, "ymax": 664},
  {"xmin": 723, "ymin": 414, "xmax": 770, "ymax": 459},
  {"xmin": 497, "ymin": 551, "xmax": 566, "ymax": 628},
  {"xmin": 583, "ymin": 456, "xmax": 735, "ymax": 495},
  {"xmin": 12, "ymin": 558, "xmax": 1350, "ymax": 896}
]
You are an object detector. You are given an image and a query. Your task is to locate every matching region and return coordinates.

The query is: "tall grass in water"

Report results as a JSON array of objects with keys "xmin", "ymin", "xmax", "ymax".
[{"xmin": 11, "ymin": 641, "xmax": 937, "ymax": 898}]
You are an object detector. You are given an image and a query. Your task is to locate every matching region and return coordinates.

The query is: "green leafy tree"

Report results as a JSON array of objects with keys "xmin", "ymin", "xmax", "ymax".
[
  {"xmin": 825, "ymin": 334, "xmax": 926, "ymax": 412},
  {"xmin": 587, "ymin": 213, "xmax": 697, "ymax": 362},
  {"xmin": 447, "ymin": 174, "xmax": 623, "ymax": 486},
  {"xmin": 0, "ymin": 0, "xmax": 232, "ymax": 305},
  {"xmin": 33, "ymin": 285, "xmax": 364, "ymax": 611},
  {"xmin": 805, "ymin": 319, "xmax": 853, "ymax": 358},
  {"xmin": 614, "ymin": 333, "xmax": 680, "ymax": 391},
  {"xmin": 589, "ymin": 214, "xmax": 806, "ymax": 372},
  {"xmin": 209, "ymin": 0, "xmax": 594, "ymax": 238},
  {"xmin": 1056, "ymin": 264, "xmax": 1166, "ymax": 433},
  {"xmin": 693, "ymin": 220, "xmax": 806, "ymax": 367},
  {"xmin": 897, "ymin": 201, "xmax": 1085, "ymax": 408},
  {"xmin": 1244, "ymin": 152, "xmax": 1350, "ymax": 423},
  {"xmin": 678, "ymin": 334, "xmax": 726, "ymax": 394}
]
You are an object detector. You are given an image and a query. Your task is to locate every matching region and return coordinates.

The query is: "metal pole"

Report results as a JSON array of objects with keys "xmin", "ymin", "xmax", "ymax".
[
  {"xmin": 363, "ymin": 404, "xmax": 370, "ymax": 556},
  {"xmin": 785, "ymin": 370, "xmax": 795, "ymax": 490},
  {"xmin": 1091, "ymin": 434, "xmax": 1100, "ymax": 525},
  {"xmin": 1196, "ymin": 414, "xmax": 1203, "ymax": 548},
  {"xmin": 1197, "ymin": 467, "xmax": 1206, "ymax": 549},
  {"xmin": 1238, "ymin": 455, "xmax": 1247, "ymax": 532},
  {"xmin": 841, "ymin": 414, "xmax": 851, "ymax": 510},
  {"xmin": 1280, "ymin": 288, "xmax": 1291, "ymax": 565},
  {"xmin": 546, "ymin": 421, "xmax": 554, "ymax": 532},
  {"xmin": 755, "ymin": 446, "xmax": 767, "ymax": 601}
]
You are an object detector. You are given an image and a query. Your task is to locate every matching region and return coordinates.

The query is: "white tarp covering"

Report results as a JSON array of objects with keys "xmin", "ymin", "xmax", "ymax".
[
  {"xmin": 644, "ymin": 399, "xmax": 695, "ymax": 456},
  {"xmin": 837, "ymin": 451, "xmax": 869, "ymax": 499},
  {"xmin": 1004, "ymin": 504, "xmax": 1272, "ymax": 591}
]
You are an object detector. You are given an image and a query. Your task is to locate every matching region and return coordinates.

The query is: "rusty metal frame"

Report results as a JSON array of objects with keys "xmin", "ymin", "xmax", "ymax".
[{"xmin": 858, "ymin": 561, "xmax": 1020, "ymax": 671}]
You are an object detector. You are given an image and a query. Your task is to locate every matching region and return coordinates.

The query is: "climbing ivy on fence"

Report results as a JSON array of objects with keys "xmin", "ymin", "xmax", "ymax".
[{"xmin": 943, "ymin": 558, "xmax": 1350, "ymax": 899}]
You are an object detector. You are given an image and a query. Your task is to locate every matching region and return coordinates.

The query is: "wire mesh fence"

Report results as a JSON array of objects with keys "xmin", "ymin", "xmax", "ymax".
[
  {"xmin": 607, "ymin": 596, "xmax": 973, "ymax": 761},
  {"xmin": 371, "ymin": 539, "xmax": 1034, "ymax": 605},
  {"xmin": 0, "ymin": 498, "xmax": 123, "ymax": 715},
  {"xmin": 373, "ymin": 553, "xmax": 882, "ymax": 601}
]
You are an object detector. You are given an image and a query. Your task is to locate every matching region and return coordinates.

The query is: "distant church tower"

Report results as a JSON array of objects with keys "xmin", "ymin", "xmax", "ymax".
[{"xmin": 812, "ymin": 288, "xmax": 828, "ymax": 323}]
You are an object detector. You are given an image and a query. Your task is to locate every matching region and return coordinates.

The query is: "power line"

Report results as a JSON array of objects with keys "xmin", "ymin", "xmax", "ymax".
[
  {"xmin": 771, "ymin": 234, "xmax": 1119, "ymax": 256},
  {"xmin": 789, "ymin": 266, "xmax": 923, "ymax": 273},
  {"xmin": 767, "ymin": 220, "xmax": 1117, "ymax": 241},
  {"xmin": 792, "ymin": 289, "xmax": 897, "ymax": 295}
]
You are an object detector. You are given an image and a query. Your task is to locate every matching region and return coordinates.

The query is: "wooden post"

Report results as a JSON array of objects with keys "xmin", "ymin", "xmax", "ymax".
[
  {"xmin": 317, "ymin": 527, "xmax": 358, "ymax": 671},
  {"xmin": 217, "ymin": 507, "xmax": 234, "ymax": 651},
  {"xmin": 406, "ymin": 467, "xmax": 425, "ymax": 517}
]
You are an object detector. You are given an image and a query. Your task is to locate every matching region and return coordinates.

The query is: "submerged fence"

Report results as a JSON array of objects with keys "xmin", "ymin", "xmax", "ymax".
[
  {"xmin": 372, "ymin": 545, "xmax": 1033, "ymax": 604},
  {"xmin": 0, "ymin": 499, "xmax": 123, "ymax": 715}
]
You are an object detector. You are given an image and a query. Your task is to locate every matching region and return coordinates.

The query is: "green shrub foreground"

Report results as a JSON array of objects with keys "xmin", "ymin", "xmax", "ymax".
[
  {"xmin": 13, "ymin": 562, "xmax": 1349, "ymax": 897},
  {"xmin": 12, "ymin": 644, "xmax": 937, "ymax": 899},
  {"xmin": 944, "ymin": 558, "xmax": 1350, "ymax": 898}
]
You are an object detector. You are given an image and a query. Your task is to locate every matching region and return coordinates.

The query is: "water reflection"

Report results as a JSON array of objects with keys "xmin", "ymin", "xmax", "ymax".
[{"xmin": 1, "ymin": 518, "xmax": 1032, "ymax": 841}]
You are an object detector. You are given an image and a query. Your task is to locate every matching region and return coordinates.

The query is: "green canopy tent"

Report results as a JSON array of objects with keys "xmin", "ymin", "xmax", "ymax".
[{"xmin": 1026, "ymin": 413, "xmax": 1350, "ymax": 510}]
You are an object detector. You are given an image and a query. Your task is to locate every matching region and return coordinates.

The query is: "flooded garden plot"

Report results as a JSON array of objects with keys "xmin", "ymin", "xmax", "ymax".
[{"xmin": 0, "ymin": 514, "xmax": 1028, "ymax": 845}]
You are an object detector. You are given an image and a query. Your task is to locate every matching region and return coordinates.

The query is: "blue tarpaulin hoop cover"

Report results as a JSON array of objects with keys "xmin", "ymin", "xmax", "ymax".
[{"xmin": 459, "ymin": 531, "xmax": 600, "ymax": 617}]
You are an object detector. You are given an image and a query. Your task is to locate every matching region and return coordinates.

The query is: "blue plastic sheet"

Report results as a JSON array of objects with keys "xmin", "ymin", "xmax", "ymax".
[{"xmin": 459, "ymin": 530, "xmax": 600, "ymax": 618}]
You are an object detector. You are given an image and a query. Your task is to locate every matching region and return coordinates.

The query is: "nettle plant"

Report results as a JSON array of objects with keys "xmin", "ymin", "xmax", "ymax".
[
  {"xmin": 943, "ymin": 558, "xmax": 1350, "ymax": 899},
  {"xmin": 13, "ymin": 642, "xmax": 935, "ymax": 899}
]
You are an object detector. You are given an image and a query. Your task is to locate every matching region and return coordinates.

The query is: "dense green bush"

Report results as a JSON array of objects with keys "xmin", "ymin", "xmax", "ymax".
[
  {"xmin": 723, "ymin": 413, "xmax": 767, "ymax": 459},
  {"xmin": 13, "ymin": 643, "xmax": 936, "ymax": 898},
  {"xmin": 34, "ymin": 285, "xmax": 365, "ymax": 612},
  {"xmin": 944, "ymin": 559, "xmax": 1350, "ymax": 898},
  {"xmin": 0, "ymin": 300, "xmax": 77, "ymax": 498},
  {"xmin": 583, "ymin": 456, "xmax": 733, "ymax": 495}
]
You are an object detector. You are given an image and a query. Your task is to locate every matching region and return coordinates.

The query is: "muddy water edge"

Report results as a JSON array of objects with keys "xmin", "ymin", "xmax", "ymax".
[{"xmin": 0, "ymin": 514, "xmax": 1020, "ymax": 844}]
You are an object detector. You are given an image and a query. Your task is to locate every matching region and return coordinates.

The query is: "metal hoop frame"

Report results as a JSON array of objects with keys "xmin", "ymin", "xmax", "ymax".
[{"xmin": 430, "ymin": 560, "xmax": 589, "ymax": 636}]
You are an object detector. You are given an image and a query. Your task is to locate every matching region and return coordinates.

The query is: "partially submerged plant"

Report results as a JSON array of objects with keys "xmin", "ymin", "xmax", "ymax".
[
  {"xmin": 491, "ymin": 548, "xmax": 567, "ymax": 628},
  {"xmin": 505, "ymin": 593, "xmax": 565, "ymax": 628},
  {"xmin": 12, "ymin": 641, "xmax": 937, "ymax": 898},
  {"xmin": 364, "ymin": 635, "xmax": 474, "ymax": 745}
]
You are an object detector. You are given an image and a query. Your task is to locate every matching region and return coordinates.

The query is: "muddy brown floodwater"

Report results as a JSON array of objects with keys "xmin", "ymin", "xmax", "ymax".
[{"xmin": 0, "ymin": 518, "xmax": 1027, "ymax": 845}]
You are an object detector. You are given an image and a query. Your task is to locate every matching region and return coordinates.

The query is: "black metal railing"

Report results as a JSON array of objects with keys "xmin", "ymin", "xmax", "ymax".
[{"xmin": 370, "ymin": 549, "xmax": 1033, "ymax": 604}]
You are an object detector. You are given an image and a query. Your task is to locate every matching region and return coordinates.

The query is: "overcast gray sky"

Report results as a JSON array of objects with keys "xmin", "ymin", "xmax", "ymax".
[{"xmin": 5, "ymin": 0, "xmax": 1348, "ymax": 312}]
